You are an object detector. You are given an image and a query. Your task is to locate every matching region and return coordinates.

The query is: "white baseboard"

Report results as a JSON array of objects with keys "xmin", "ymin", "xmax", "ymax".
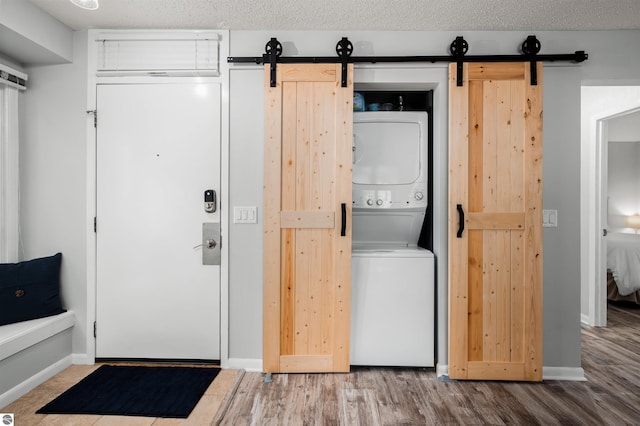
[
  {"xmin": 542, "ymin": 366, "xmax": 587, "ymax": 381},
  {"xmin": 436, "ymin": 363, "xmax": 448, "ymax": 378},
  {"xmin": 432, "ymin": 363, "xmax": 585, "ymax": 381},
  {"xmin": 71, "ymin": 353, "xmax": 94, "ymax": 365},
  {"xmin": 225, "ymin": 358, "xmax": 263, "ymax": 372},
  {"xmin": 218, "ymin": 359, "xmax": 585, "ymax": 381},
  {"xmin": 0, "ymin": 355, "xmax": 72, "ymax": 409}
]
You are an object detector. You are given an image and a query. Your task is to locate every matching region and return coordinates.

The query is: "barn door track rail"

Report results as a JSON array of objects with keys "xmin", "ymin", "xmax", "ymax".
[{"xmin": 227, "ymin": 35, "xmax": 588, "ymax": 87}]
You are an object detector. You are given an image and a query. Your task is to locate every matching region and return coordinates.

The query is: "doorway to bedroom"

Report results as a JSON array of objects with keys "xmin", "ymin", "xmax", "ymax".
[{"xmin": 581, "ymin": 86, "xmax": 640, "ymax": 327}]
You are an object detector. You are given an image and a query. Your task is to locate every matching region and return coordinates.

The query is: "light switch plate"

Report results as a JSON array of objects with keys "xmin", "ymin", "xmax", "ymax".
[
  {"xmin": 543, "ymin": 209, "xmax": 558, "ymax": 227},
  {"xmin": 234, "ymin": 206, "xmax": 258, "ymax": 224}
]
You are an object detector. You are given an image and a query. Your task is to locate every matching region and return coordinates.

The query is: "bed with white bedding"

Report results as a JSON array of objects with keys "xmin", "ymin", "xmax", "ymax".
[{"xmin": 607, "ymin": 232, "xmax": 640, "ymax": 304}]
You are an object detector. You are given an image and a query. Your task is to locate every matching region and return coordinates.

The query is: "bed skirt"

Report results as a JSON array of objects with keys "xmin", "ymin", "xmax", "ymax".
[{"xmin": 607, "ymin": 271, "xmax": 640, "ymax": 304}]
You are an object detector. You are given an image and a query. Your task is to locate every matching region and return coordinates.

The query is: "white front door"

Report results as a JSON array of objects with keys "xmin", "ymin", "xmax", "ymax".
[{"xmin": 96, "ymin": 83, "xmax": 221, "ymax": 360}]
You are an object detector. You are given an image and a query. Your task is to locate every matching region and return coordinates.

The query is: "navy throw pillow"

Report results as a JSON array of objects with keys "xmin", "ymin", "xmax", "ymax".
[{"xmin": 0, "ymin": 253, "xmax": 65, "ymax": 326}]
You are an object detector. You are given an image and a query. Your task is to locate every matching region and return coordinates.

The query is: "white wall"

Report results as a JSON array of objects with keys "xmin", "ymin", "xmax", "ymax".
[
  {"xmin": 20, "ymin": 30, "xmax": 89, "ymax": 359},
  {"xmin": 0, "ymin": 53, "xmax": 23, "ymax": 71},
  {"xmin": 228, "ymin": 69, "xmax": 265, "ymax": 361},
  {"xmin": 609, "ymin": 111, "xmax": 640, "ymax": 142},
  {"xmin": 608, "ymin": 142, "xmax": 640, "ymax": 232},
  {"xmin": 607, "ymin": 114, "xmax": 640, "ymax": 234},
  {"xmin": 0, "ymin": 0, "xmax": 73, "ymax": 64}
]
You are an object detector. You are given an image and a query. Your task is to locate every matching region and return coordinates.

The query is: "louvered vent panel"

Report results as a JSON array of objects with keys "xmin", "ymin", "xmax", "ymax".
[{"xmin": 96, "ymin": 34, "xmax": 219, "ymax": 76}]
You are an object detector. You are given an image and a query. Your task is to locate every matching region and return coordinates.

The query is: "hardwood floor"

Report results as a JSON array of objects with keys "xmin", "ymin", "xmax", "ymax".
[
  {"xmin": 216, "ymin": 303, "xmax": 640, "ymax": 425},
  {"xmin": 3, "ymin": 303, "xmax": 640, "ymax": 425}
]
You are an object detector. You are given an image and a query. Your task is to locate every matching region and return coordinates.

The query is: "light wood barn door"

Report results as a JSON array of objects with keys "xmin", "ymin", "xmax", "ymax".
[
  {"xmin": 264, "ymin": 64, "xmax": 353, "ymax": 373},
  {"xmin": 448, "ymin": 62, "xmax": 543, "ymax": 381}
]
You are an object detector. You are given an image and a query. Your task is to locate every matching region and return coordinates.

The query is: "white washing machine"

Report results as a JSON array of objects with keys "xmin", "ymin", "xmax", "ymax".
[
  {"xmin": 351, "ymin": 244, "xmax": 434, "ymax": 366},
  {"xmin": 350, "ymin": 111, "xmax": 435, "ymax": 367}
]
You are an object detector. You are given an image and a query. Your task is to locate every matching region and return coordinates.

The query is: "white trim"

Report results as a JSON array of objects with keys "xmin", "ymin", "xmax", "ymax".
[
  {"xmin": 227, "ymin": 358, "xmax": 263, "ymax": 372},
  {"xmin": 95, "ymin": 30, "xmax": 220, "ymax": 42},
  {"xmin": 95, "ymin": 71, "xmax": 220, "ymax": 78},
  {"xmin": 0, "ymin": 355, "xmax": 72, "ymax": 408},
  {"xmin": 580, "ymin": 313, "xmax": 590, "ymax": 325},
  {"xmin": 71, "ymin": 352, "xmax": 93, "ymax": 365},
  {"xmin": 0, "ymin": 64, "xmax": 27, "ymax": 82},
  {"xmin": 582, "ymin": 94, "xmax": 640, "ymax": 327},
  {"xmin": 218, "ymin": 30, "xmax": 231, "ymax": 370},
  {"xmin": 0, "ymin": 64, "xmax": 28, "ymax": 91},
  {"xmin": 542, "ymin": 366, "xmax": 587, "ymax": 381},
  {"xmin": 85, "ymin": 30, "xmax": 98, "ymax": 364},
  {"xmin": 0, "ymin": 311, "xmax": 75, "ymax": 361},
  {"xmin": 432, "ymin": 363, "xmax": 586, "ymax": 381}
]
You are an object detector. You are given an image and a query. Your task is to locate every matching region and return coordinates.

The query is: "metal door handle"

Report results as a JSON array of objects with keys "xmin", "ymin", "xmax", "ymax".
[
  {"xmin": 457, "ymin": 204, "xmax": 465, "ymax": 238},
  {"xmin": 352, "ymin": 135, "xmax": 356, "ymax": 164},
  {"xmin": 202, "ymin": 223, "xmax": 220, "ymax": 265},
  {"xmin": 341, "ymin": 203, "xmax": 347, "ymax": 237}
]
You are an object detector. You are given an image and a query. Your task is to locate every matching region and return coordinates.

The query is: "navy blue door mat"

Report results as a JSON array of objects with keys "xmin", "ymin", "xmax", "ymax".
[{"xmin": 37, "ymin": 365, "xmax": 220, "ymax": 418}]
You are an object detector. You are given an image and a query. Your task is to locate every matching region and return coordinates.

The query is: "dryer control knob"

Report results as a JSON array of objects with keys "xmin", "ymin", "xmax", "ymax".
[
  {"xmin": 366, "ymin": 199, "xmax": 374, "ymax": 206},
  {"xmin": 414, "ymin": 192, "xmax": 424, "ymax": 201},
  {"xmin": 376, "ymin": 199, "xmax": 383, "ymax": 206}
]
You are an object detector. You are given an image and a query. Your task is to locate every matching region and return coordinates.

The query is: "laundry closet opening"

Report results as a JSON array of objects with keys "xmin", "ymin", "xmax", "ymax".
[{"xmin": 350, "ymin": 88, "xmax": 436, "ymax": 367}]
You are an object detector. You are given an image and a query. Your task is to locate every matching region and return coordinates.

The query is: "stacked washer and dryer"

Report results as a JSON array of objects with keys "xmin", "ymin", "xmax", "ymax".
[{"xmin": 350, "ymin": 110, "xmax": 435, "ymax": 367}]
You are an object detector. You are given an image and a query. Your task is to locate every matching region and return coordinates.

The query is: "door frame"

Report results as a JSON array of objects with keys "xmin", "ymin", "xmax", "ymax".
[
  {"xmin": 83, "ymin": 30, "xmax": 230, "ymax": 365},
  {"xmin": 583, "ymin": 97, "xmax": 640, "ymax": 327}
]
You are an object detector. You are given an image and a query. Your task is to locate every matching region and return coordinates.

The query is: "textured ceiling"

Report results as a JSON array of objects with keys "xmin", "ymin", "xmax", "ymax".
[{"xmin": 28, "ymin": 0, "xmax": 640, "ymax": 31}]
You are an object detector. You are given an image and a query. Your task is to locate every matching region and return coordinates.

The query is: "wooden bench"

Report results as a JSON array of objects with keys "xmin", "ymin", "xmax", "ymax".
[{"xmin": 0, "ymin": 311, "xmax": 75, "ymax": 408}]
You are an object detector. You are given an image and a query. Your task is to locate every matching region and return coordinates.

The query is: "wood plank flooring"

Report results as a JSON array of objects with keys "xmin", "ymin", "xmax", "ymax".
[
  {"xmin": 3, "ymin": 302, "xmax": 640, "ymax": 425},
  {"xmin": 216, "ymin": 302, "xmax": 640, "ymax": 425}
]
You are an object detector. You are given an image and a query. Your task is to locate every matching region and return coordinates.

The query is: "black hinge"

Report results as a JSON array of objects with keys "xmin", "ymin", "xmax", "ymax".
[
  {"xmin": 94, "ymin": 217, "xmax": 97, "ymax": 233},
  {"xmin": 87, "ymin": 110, "xmax": 97, "ymax": 128},
  {"xmin": 93, "ymin": 321, "xmax": 97, "ymax": 338}
]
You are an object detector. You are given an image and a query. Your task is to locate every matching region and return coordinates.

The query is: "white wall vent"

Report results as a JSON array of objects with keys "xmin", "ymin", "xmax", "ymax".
[{"xmin": 96, "ymin": 32, "xmax": 220, "ymax": 77}]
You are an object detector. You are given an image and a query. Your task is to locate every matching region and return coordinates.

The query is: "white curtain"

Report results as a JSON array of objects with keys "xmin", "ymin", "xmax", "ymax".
[{"xmin": 0, "ymin": 83, "xmax": 21, "ymax": 263}]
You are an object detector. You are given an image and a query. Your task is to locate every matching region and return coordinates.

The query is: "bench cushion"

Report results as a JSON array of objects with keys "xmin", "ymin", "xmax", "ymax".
[{"xmin": 0, "ymin": 253, "xmax": 65, "ymax": 326}]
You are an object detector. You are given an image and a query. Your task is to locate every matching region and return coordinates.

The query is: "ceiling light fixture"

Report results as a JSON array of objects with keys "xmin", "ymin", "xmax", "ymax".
[{"xmin": 70, "ymin": 0, "xmax": 99, "ymax": 10}]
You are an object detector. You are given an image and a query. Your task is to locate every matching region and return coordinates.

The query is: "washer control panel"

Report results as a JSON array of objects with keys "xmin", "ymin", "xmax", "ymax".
[{"xmin": 353, "ymin": 187, "xmax": 427, "ymax": 209}]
